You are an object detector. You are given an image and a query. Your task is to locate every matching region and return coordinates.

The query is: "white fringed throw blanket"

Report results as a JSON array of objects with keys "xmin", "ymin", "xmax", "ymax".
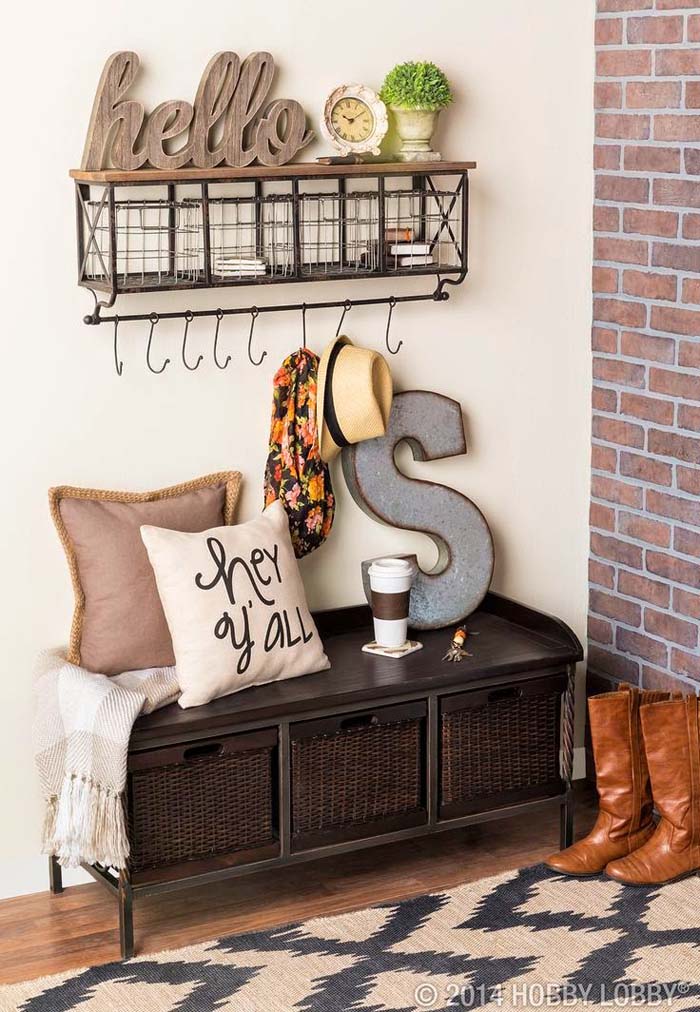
[{"xmin": 34, "ymin": 650, "xmax": 179, "ymax": 870}]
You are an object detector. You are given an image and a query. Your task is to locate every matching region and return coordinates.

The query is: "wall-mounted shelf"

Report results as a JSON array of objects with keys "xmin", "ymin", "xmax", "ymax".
[
  {"xmin": 70, "ymin": 160, "xmax": 476, "ymax": 184},
  {"xmin": 72, "ymin": 161, "xmax": 474, "ymax": 315}
]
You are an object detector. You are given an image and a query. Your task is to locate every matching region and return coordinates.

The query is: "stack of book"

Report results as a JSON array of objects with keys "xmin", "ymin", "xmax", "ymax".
[{"xmin": 213, "ymin": 256, "xmax": 267, "ymax": 277}]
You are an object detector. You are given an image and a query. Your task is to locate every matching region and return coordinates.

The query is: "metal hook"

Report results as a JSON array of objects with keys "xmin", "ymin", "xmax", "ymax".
[
  {"xmin": 181, "ymin": 310, "xmax": 203, "ymax": 371},
  {"xmin": 247, "ymin": 307, "xmax": 265, "ymax": 366},
  {"xmin": 146, "ymin": 313, "xmax": 170, "ymax": 374},
  {"xmin": 301, "ymin": 303, "xmax": 307, "ymax": 351},
  {"xmin": 213, "ymin": 309, "xmax": 231, "ymax": 370},
  {"xmin": 384, "ymin": 296, "xmax": 403, "ymax": 355},
  {"xmin": 336, "ymin": 299, "xmax": 352, "ymax": 337},
  {"xmin": 113, "ymin": 315, "xmax": 123, "ymax": 376}
]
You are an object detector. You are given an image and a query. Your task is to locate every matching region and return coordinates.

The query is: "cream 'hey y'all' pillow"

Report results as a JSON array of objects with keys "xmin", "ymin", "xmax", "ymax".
[{"xmin": 140, "ymin": 501, "xmax": 330, "ymax": 708}]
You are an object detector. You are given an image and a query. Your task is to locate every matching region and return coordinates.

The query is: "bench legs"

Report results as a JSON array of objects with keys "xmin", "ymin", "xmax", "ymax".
[
  {"xmin": 119, "ymin": 871, "xmax": 134, "ymax": 960},
  {"xmin": 48, "ymin": 855, "xmax": 63, "ymax": 894},
  {"xmin": 54, "ymin": 858, "xmax": 135, "ymax": 960},
  {"xmin": 559, "ymin": 789, "xmax": 575, "ymax": 851}
]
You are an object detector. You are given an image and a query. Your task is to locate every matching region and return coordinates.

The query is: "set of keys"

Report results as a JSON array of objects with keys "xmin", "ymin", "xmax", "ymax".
[{"xmin": 442, "ymin": 627, "xmax": 478, "ymax": 663}]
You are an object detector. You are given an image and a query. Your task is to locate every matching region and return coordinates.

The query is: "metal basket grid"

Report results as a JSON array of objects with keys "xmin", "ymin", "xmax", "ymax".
[
  {"xmin": 84, "ymin": 198, "xmax": 204, "ymax": 288},
  {"xmin": 384, "ymin": 186, "xmax": 463, "ymax": 273},
  {"xmin": 209, "ymin": 194, "xmax": 295, "ymax": 279},
  {"xmin": 76, "ymin": 170, "xmax": 467, "ymax": 297},
  {"xmin": 299, "ymin": 190, "xmax": 379, "ymax": 276}
]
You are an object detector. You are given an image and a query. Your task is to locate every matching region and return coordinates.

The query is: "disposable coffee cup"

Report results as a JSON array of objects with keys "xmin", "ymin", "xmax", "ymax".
[{"xmin": 368, "ymin": 558, "xmax": 416, "ymax": 648}]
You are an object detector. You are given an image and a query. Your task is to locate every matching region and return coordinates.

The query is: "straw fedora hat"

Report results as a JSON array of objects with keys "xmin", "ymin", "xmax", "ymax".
[{"xmin": 317, "ymin": 336, "xmax": 393, "ymax": 462}]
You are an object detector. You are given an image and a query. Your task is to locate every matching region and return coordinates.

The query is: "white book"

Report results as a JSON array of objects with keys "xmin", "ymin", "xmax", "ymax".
[
  {"xmin": 215, "ymin": 267, "xmax": 267, "ymax": 276},
  {"xmin": 388, "ymin": 243, "xmax": 432, "ymax": 256},
  {"xmin": 397, "ymin": 255, "xmax": 434, "ymax": 267},
  {"xmin": 214, "ymin": 258, "xmax": 267, "ymax": 268}
]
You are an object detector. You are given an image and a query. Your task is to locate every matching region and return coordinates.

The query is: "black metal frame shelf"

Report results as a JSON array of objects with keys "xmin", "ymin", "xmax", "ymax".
[{"xmin": 71, "ymin": 161, "xmax": 474, "ymax": 328}]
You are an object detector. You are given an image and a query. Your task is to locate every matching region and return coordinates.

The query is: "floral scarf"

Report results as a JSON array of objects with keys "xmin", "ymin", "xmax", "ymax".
[{"xmin": 264, "ymin": 349, "xmax": 335, "ymax": 557}]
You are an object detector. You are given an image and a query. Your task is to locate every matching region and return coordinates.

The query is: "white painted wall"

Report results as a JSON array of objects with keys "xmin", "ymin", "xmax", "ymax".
[{"xmin": 0, "ymin": 0, "xmax": 594, "ymax": 898}]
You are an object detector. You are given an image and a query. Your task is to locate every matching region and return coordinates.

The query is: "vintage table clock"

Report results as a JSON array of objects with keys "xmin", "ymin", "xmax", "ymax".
[{"xmin": 320, "ymin": 84, "xmax": 388, "ymax": 157}]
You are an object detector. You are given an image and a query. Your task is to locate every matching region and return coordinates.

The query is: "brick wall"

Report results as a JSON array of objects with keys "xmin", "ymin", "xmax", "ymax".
[{"xmin": 591, "ymin": 0, "xmax": 700, "ymax": 695}]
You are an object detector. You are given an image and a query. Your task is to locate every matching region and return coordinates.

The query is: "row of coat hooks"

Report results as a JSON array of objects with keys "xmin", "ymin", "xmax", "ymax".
[{"xmin": 84, "ymin": 279, "xmax": 455, "ymax": 376}]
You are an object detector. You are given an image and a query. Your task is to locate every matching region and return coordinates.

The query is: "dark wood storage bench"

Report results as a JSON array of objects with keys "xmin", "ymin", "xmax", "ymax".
[{"xmin": 48, "ymin": 592, "xmax": 582, "ymax": 958}]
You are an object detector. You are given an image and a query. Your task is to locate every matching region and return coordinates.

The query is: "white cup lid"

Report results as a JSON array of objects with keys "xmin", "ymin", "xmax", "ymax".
[{"xmin": 368, "ymin": 557, "xmax": 416, "ymax": 578}]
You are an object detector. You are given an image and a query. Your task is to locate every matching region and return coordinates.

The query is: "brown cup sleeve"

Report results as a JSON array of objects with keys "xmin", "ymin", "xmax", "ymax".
[{"xmin": 371, "ymin": 589, "xmax": 410, "ymax": 621}]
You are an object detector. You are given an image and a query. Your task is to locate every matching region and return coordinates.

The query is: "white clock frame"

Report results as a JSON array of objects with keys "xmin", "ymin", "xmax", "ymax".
[{"xmin": 320, "ymin": 84, "xmax": 388, "ymax": 157}]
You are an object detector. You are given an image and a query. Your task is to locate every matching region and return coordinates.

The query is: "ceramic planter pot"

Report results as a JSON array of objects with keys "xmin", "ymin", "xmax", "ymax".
[{"xmin": 391, "ymin": 106, "xmax": 442, "ymax": 162}]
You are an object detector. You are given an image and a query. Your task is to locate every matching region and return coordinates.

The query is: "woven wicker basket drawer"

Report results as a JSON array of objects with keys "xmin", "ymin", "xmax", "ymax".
[
  {"xmin": 439, "ymin": 673, "xmax": 567, "ymax": 818},
  {"xmin": 127, "ymin": 728, "xmax": 278, "ymax": 873},
  {"xmin": 291, "ymin": 702, "xmax": 427, "ymax": 850}
]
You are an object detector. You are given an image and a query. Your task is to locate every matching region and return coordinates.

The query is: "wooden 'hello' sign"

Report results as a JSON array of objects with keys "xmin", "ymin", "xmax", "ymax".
[{"xmin": 81, "ymin": 51, "xmax": 314, "ymax": 171}]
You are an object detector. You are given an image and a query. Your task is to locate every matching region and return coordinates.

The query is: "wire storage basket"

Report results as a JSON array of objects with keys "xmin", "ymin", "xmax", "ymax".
[
  {"xmin": 208, "ymin": 184, "xmax": 295, "ymax": 280},
  {"xmin": 299, "ymin": 189, "xmax": 380, "ymax": 276},
  {"xmin": 83, "ymin": 195, "xmax": 204, "ymax": 289},
  {"xmin": 75, "ymin": 168, "xmax": 468, "ymax": 302},
  {"xmin": 384, "ymin": 183, "xmax": 464, "ymax": 274}
]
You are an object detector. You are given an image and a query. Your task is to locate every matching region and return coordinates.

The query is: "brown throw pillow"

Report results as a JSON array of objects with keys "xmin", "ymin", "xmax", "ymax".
[{"xmin": 50, "ymin": 472, "xmax": 242, "ymax": 675}]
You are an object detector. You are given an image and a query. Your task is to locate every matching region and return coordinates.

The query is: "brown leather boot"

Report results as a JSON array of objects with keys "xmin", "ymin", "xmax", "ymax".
[
  {"xmin": 545, "ymin": 685, "xmax": 669, "ymax": 877},
  {"xmin": 606, "ymin": 696, "xmax": 700, "ymax": 886}
]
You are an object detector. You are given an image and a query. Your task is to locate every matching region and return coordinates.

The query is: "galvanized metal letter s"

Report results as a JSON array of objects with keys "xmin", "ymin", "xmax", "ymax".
[{"xmin": 342, "ymin": 390, "xmax": 495, "ymax": 630}]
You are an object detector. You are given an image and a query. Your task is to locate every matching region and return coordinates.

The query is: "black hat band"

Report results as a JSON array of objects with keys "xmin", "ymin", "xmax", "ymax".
[{"xmin": 323, "ymin": 341, "xmax": 350, "ymax": 449}]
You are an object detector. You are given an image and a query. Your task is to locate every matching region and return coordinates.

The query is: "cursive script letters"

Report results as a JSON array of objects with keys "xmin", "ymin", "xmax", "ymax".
[
  {"xmin": 195, "ymin": 536, "xmax": 315, "ymax": 673},
  {"xmin": 189, "ymin": 52, "xmax": 240, "ymax": 169},
  {"xmin": 195, "ymin": 538, "xmax": 281, "ymax": 607},
  {"xmin": 222, "ymin": 52, "xmax": 276, "ymax": 167},
  {"xmin": 215, "ymin": 607, "xmax": 254, "ymax": 674},
  {"xmin": 81, "ymin": 52, "xmax": 145, "ymax": 171},
  {"xmin": 145, "ymin": 101, "xmax": 195, "ymax": 170},
  {"xmin": 81, "ymin": 51, "xmax": 314, "ymax": 171},
  {"xmin": 264, "ymin": 607, "xmax": 314, "ymax": 652}
]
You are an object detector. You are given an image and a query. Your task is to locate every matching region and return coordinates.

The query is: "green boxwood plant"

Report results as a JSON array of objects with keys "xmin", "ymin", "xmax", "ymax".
[{"xmin": 379, "ymin": 62, "xmax": 453, "ymax": 111}]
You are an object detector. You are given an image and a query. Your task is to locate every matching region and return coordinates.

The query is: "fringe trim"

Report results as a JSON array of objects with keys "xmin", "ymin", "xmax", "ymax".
[
  {"xmin": 41, "ymin": 796, "xmax": 58, "ymax": 856},
  {"xmin": 43, "ymin": 775, "xmax": 130, "ymax": 870}
]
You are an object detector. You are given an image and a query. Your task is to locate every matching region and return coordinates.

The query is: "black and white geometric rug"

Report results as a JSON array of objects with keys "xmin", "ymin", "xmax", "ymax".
[{"xmin": 2, "ymin": 864, "xmax": 699, "ymax": 1011}]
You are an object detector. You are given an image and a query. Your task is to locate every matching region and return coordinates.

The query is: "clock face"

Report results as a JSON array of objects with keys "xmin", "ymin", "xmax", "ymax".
[
  {"xmin": 321, "ymin": 85, "xmax": 388, "ymax": 156},
  {"xmin": 330, "ymin": 97, "xmax": 375, "ymax": 144}
]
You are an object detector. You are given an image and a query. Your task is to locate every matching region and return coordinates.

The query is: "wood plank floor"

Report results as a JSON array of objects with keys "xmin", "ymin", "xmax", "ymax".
[{"xmin": 0, "ymin": 787, "xmax": 596, "ymax": 987}]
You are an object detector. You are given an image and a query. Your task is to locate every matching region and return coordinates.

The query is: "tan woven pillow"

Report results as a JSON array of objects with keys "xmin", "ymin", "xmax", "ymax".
[
  {"xmin": 50, "ymin": 472, "xmax": 242, "ymax": 675},
  {"xmin": 141, "ymin": 500, "xmax": 330, "ymax": 708}
]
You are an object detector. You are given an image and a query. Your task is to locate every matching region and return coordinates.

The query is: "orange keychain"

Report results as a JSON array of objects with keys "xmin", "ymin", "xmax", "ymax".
[{"xmin": 442, "ymin": 626, "xmax": 475, "ymax": 663}]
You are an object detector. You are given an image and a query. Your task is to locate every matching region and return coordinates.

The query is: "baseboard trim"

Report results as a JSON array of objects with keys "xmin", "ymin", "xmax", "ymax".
[
  {"xmin": 0, "ymin": 856, "xmax": 90, "ymax": 901},
  {"xmin": 572, "ymin": 746, "xmax": 586, "ymax": 782}
]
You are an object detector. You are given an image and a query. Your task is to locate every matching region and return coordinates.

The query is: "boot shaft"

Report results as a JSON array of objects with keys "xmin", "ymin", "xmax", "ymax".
[
  {"xmin": 588, "ymin": 685, "xmax": 669, "ymax": 837},
  {"xmin": 640, "ymin": 695, "xmax": 700, "ymax": 860}
]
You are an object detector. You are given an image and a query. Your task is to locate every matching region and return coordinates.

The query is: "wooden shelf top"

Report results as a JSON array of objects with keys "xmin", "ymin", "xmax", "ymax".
[
  {"xmin": 129, "ymin": 593, "xmax": 580, "ymax": 752},
  {"xmin": 70, "ymin": 160, "xmax": 477, "ymax": 184}
]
